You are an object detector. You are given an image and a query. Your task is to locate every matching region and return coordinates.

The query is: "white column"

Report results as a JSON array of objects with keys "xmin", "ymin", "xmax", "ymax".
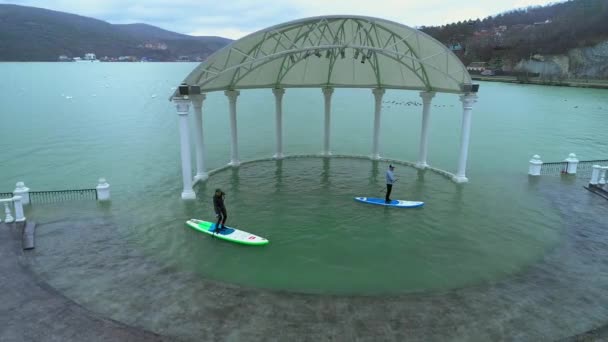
[
  {"xmin": 453, "ymin": 93, "xmax": 477, "ymax": 183},
  {"xmin": 96, "ymin": 178, "xmax": 111, "ymax": 201},
  {"xmin": 13, "ymin": 196, "xmax": 25, "ymax": 222},
  {"xmin": 322, "ymin": 87, "xmax": 334, "ymax": 156},
  {"xmin": 273, "ymin": 88, "xmax": 285, "ymax": 159},
  {"xmin": 191, "ymin": 94, "xmax": 208, "ymax": 181},
  {"xmin": 175, "ymin": 99, "xmax": 196, "ymax": 200},
  {"xmin": 225, "ymin": 90, "xmax": 240, "ymax": 166},
  {"xmin": 529, "ymin": 155, "xmax": 543, "ymax": 176},
  {"xmin": 371, "ymin": 88, "xmax": 385, "ymax": 160},
  {"xmin": 416, "ymin": 91, "xmax": 436, "ymax": 168},
  {"xmin": 564, "ymin": 153, "xmax": 579, "ymax": 174},
  {"xmin": 13, "ymin": 182, "xmax": 30, "ymax": 205},
  {"xmin": 590, "ymin": 165, "xmax": 601, "ymax": 185}
]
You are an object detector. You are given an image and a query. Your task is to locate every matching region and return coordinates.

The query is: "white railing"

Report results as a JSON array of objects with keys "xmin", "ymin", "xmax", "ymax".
[
  {"xmin": 529, "ymin": 153, "xmax": 608, "ymax": 177},
  {"xmin": 590, "ymin": 165, "xmax": 608, "ymax": 187},
  {"xmin": 0, "ymin": 196, "xmax": 26, "ymax": 223}
]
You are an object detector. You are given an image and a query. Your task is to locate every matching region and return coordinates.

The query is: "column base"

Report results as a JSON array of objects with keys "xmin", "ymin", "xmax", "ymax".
[
  {"xmin": 321, "ymin": 151, "xmax": 332, "ymax": 157},
  {"xmin": 370, "ymin": 154, "xmax": 381, "ymax": 161},
  {"xmin": 181, "ymin": 190, "xmax": 196, "ymax": 200},
  {"xmin": 194, "ymin": 172, "xmax": 209, "ymax": 182},
  {"xmin": 273, "ymin": 153, "xmax": 284, "ymax": 160},
  {"xmin": 414, "ymin": 162, "xmax": 428, "ymax": 170},
  {"xmin": 15, "ymin": 217, "xmax": 26, "ymax": 223},
  {"xmin": 452, "ymin": 175, "xmax": 469, "ymax": 183},
  {"xmin": 229, "ymin": 160, "xmax": 241, "ymax": 167}
]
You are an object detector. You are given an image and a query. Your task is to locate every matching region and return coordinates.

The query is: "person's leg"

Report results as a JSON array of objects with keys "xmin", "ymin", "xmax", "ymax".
[
  {"xmin": 215, "ymin": 213, "xmax": 223, "ymax": 232},
  {"xmin": 385, "ymin": 184, "xmax": 392, "ymax": 203},
  {"xmin": 220, "ymin": 208, "xmax": 227, "ymax": 230}
]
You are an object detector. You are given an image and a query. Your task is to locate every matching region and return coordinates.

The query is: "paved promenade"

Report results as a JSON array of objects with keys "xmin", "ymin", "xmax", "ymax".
[
  {"xmin": 1, "ymin": 178, "xmax": 607, "ymax": 341},
  {"xmin": 0, "ymin": 222, "xmax": 169, "ymax": 342}
]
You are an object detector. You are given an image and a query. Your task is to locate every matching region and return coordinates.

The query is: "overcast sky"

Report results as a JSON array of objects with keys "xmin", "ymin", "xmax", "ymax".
[{"xmin": 2, "ymin": 0, "xmax": 563, "ymax": 39}]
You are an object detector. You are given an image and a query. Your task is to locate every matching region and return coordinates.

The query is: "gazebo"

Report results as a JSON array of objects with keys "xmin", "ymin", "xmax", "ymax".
[{"xmin": 170, "ymin": 15, "xmax": 478, "ymax": 200}]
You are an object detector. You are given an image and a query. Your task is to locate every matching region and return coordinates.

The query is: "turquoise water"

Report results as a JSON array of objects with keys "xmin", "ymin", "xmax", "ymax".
[{"xmin": 1, "ymin": 63, "xmax": 608, "ymax": 295}]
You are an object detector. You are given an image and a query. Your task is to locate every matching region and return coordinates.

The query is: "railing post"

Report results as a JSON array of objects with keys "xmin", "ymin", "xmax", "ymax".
[
  {"xmin": 13, "ymin": 196, "xmax": 25, "ymax": 222},
  {"xmin": 564, "ymin": 153, "xmax": 579, "ymax": 174},
  {"xmin": 590, "ymin": 165, "xmax": 602, "ymax": 185},
  {"xmin": 14, "ymin": 182, "xmax": 30, "ymax": 205},
  {"xmin": 600, "ymin": 167, "xmax": 607, "ymax": 185},
  {"xmin": 4, "ymin": 202, "xmax": 14, "ymax": 223},
  {"xmin": 528, "ymin": 155, "xmax": 543, "ymax": 176},
  {"xmin": 96, "ymin": 178, "xmax": 111, "ymax": 201}
]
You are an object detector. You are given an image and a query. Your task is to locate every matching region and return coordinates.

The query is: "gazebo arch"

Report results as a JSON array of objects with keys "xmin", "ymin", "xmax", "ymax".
[{"xmin": 170, "ymin": 15, "xmax": 479, "ymax": 200}]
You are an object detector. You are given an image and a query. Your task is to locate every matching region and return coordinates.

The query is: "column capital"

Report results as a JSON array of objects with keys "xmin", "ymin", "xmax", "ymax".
[
  {"xmin": 174, "ymin": 99, "xmax": 191, "ymax": 115},
  {"xmin": 322, "ymin": 87, "xmax": 334, "ymax": 97},
  {"xmin": 419, "ymin": 91, "xmax": 436, "ymax": 103},
  {"xmin": 190, "ymin": 94, "xmax": 206, "ymax": 109},
  {"xmin": 272, "ymin": 88, "xmax": 286, "ymax": 97},
  {"xmin": 459, "ymin": 93, "xmax": 478, "ymax": 109},
  {"xmin": 224, "ymin": 90, "xmax": 240, "ymax": 102},
  {"xmin": 372, "ymin": 88, "xmax": 385, "ymax": 97}
]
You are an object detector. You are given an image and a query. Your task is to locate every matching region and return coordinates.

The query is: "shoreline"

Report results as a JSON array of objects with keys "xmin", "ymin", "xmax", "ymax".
[{"xmin": 472, "ymin": 75, "xmax": 608, "ymax": 89}]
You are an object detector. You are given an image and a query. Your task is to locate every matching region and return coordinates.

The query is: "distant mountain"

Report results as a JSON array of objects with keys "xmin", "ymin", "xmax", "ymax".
[{"xmin": 0, "ymin": 4, "xmax": 232, "ymax": 61}]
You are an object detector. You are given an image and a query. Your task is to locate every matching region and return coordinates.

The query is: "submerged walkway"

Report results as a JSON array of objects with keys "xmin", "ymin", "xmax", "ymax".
[
  {"xmin": 1, "ymin": 177, "xmax": 607, "ymax": 341},
  {"xmin": 0, "ymin": 222, "xmax": 168, "ymax": 342}
]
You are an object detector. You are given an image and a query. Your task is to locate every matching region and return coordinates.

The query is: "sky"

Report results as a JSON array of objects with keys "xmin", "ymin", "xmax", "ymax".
[{"xmin": 1, "ymin": 0, "xmax": 564, "ymax": 39}]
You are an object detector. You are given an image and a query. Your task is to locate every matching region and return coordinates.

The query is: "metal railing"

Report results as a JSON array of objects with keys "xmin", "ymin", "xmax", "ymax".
[
  {"xmin": 29, "ymin": 189, "xmax": 97, "ymax": 204},
  {"xmin": 540, "ymin": 162, "xmax": 568, "ymax": 175},
  {"xmin": 578, "ymin": 160, "xmax": 608, "ymax": 175},
  {"xmin": 0, "ymin": 192, "xmax": 13, "ymax": 199},
  {"xmin": 539, "ymin": 160, "xmax": 608, "ymax": 176}
]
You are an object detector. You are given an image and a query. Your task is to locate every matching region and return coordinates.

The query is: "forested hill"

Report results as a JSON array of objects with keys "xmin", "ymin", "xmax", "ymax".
[
  {"xmin": 0, "ymin": 4, "xmax": 232, "ymax": 61},
  {"xmin": 2, "ymin": 1, "xmax": 607, "ymax": 67},
  {"xmin": 421, "ymin": 0, "xmax": 608, "ymax": 67}
]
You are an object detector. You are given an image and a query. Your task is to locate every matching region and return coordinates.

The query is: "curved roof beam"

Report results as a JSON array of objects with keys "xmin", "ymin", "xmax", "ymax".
[
  {"xmin": 208, "ymin": 46, "xmax": 454, "ymax": 92},
  {"xmin": 179, "ymin": 15, "xmax": 471, "ymax": 95}
]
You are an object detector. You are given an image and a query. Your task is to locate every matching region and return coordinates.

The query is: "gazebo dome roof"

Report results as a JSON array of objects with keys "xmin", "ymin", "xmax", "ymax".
[{"xmin": 178, "ymin": 15, "xmax": 472, "ymax": 95}]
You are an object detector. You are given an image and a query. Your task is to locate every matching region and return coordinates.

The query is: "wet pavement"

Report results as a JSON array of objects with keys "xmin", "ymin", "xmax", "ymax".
[{"xmin": 1, "ymin": 176, "xmax": 607, "ymax": 342}]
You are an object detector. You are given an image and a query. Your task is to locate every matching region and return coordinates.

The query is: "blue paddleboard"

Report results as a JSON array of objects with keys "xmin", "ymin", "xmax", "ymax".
[{"xmin": 354, "ymin": 197, "xmax": 424, "ymax": 208}]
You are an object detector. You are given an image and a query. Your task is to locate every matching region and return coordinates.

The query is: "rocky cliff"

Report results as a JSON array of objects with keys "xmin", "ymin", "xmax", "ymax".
[{"xmin": 516, "ymin": 40, "xmax": 608, "ymax": 79}]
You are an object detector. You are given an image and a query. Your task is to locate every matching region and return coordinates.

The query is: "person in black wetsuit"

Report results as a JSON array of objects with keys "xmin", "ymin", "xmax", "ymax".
[{"xmin": 213, "ymin": 189, "xmax": 227, "ymax": 233}]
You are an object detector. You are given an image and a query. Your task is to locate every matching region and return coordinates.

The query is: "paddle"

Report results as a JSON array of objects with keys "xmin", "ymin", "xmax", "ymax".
[{"xmin": 380, "ymin": 179, "xmax": 398, "ymax": 192}]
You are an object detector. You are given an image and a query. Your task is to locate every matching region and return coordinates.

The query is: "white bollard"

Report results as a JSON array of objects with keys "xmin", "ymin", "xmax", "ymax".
[
  {"xmin": 528, "ymin": 155, "xmax": 543, "ymax": 176},
  {"xmin": 4, "ymin": 202, "xmax": 14, "ymax": 223},
  {"xmin": 13, "ymin": 196, "xmax": 25, "ymax": 222},
  {"xmin": 564, "ymin": 153, "xmax": 579, "ymax": 174},
  {"xmin": 590, "ymin": 165, "xmax": 602, "ymax": 185},
  {"xmin": 13, "ymin": 182, "xmax": 30, "ymax": 205},
  {"xmin": 96, "ymin": 178, "xmax": 111, "ymax": 201}
]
